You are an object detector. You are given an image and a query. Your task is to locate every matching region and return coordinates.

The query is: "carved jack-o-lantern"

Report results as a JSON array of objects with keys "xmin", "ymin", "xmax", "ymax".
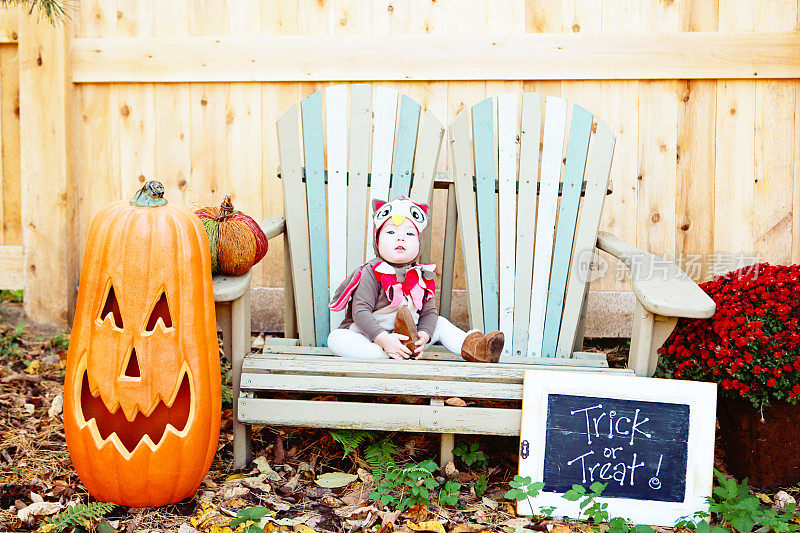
[{"xmin": 64, "ymin": 181, "xmax": 221, "ymax": 507}]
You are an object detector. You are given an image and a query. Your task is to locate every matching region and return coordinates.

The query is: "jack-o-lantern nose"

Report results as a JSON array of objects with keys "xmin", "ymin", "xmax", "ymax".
[{"xmin": 122, "ymin": 348, "xmax": 140, "ymax": 378}]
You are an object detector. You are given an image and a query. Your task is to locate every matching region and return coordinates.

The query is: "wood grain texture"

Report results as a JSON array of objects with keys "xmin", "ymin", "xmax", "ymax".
[
  {"xmin": 497, "ymin": 93, "xmax": 518, "ymax": 358},
  {"xmin": 70, "ymin": 33, "xmax": 800, "ymax": 82},
  {"xmin": 345, "ymin": 83, "xmax": 372, "ymax": 273},
  {"xmin": 300, "ymin": 91, "xmax": 330, "ymax": 345},
  {"xmin": 472, "ymin": 98, "xmax": 498, "ymax": 332},
  {"xmin": 19, "ymin": 15, "xmax": 70, "ymax": 326},
  {"xmin": 528, "ymin": 96, "xmax": 566, "ymax": 358},
  {"xmin": 1, "ymin": 43, "xmax": 20, "ymax": 246},
  {"xmin": 512, "ymin": 93, "xmax": 542, "ymax": 357},
  {"xmin": 0, "ymin": 244, "xmax": 22, "ymax": 288},
  {"xmin": 541, "ymin": 104, "xmax": 592, "ymax": 358}
]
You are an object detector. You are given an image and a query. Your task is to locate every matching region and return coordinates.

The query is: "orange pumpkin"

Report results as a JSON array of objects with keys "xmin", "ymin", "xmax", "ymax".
[{"xmin": 64, "ymin": 181, "xmax": 221, "ymax": 507}]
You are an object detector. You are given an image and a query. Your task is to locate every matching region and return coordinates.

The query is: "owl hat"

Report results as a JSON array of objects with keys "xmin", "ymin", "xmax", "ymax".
[
  {"xmin": 330, "ymin": 196, "xmax": 436, "ymax": 312},
  {"xmin": 371, "ymin": 195, "xmax": 429, "ymax": 261}
]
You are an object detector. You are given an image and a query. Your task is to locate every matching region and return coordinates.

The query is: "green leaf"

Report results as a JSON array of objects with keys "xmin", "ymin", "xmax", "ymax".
[
  {"xmin": 243, "ymin": 526, "xmax": 265, "ymax": 533},
  {"xmin": 631, "ymin": 525, "xmax": 655, "ymax": 533},
  {"xmin": 730, "ymin": 516, "xmax": 755, "ymax": 533},
  {"xmin": 589, "ymin": 481, "xmax": 607, "ymax": 495},
  {"xmin": 237, "ymin": 507, "xmax": 270, "ymax": 520}
]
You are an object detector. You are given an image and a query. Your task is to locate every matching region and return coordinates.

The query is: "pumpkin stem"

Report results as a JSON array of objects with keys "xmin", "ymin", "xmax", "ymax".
[
  {"xmin": 218, "ymin": 195, "xmax": 235, "ymax": 222},
  {"xmin": 130, "ymin": 180, "xmax": 168, "ymax": 207}
]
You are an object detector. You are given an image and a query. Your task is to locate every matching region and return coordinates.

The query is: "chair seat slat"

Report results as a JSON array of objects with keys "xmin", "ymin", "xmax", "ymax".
[
  {"xmin": 242, "ymin": 374, "xmax": 521, "ymax": 399},
  {"xmin": 238, "ymin": 398, "xmax": 522, "ymax": 435}
]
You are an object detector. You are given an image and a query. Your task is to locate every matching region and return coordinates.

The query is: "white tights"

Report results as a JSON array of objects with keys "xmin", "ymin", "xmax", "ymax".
[{"xmin": 327, "ymin": 316, "xmax": 470, "ymax": 359}]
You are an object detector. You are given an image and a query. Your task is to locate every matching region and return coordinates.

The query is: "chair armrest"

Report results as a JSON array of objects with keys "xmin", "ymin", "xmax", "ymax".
[
  {"xmin": 596, "ymin": 231, "xmax": 715, "ymax": 319},
  {"xmin": 260, "ymin": 216, "xmax": 286, "ymax": 240}
]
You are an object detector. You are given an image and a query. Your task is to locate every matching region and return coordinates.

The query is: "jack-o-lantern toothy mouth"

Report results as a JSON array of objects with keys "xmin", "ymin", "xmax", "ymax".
[{"xmin": 79, "ymin": 369, "xmax": 191, "ymax": 453}]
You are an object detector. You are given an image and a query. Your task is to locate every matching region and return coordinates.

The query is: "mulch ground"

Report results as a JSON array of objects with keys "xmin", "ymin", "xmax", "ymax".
[{"xmin": 0, "ymin": 300, "xmax": 796, "ymax": 533}]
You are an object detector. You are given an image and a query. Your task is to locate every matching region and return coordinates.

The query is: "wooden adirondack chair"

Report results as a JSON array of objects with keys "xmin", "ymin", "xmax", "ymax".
[
  {"xmin": 448, "ymin": 94, "xmax": 715, "ymax": 368},
  {"xmin": 230, "ymin": 86, "xmax": 714, "ymax": 470}
]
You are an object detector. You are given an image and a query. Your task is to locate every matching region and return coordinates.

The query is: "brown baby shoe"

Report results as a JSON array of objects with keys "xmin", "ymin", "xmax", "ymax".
[
  {"xmin": 393, "ymin": 306, "xmax": 419, "ymax": 353},
  {"xmin": 461, "ymin": 330, "xmax": 504, "ymax": 363}
]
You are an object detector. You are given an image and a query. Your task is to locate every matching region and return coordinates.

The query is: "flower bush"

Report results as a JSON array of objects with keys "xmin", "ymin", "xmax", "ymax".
[{"xmin": 658, "ymin": 263, "xmax": 800, "ymax": 411}]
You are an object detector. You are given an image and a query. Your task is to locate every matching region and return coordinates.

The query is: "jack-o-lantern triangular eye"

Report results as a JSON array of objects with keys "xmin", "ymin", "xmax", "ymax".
[
  {"xmin": 99, "ymin": 284, "xmax": 123, "ymax": 328},
  {"xmin": 145, "ymin": 291, "xmax": 172, "ymax": 332}
]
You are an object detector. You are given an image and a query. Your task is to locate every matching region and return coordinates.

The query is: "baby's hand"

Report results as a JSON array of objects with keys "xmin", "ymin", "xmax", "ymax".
[
  {"xmin": 374, "ymin": 331, "xmax": 412, "ymax": 360},
  {"xmin": 413, "ymin": 331, "xmax": 431, "ymax": 359}
]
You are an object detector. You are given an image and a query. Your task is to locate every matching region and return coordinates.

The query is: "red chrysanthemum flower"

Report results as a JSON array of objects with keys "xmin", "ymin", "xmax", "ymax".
[{"xmin": 657, "ymin": 263, "xmax": 800, "ymax": 411}]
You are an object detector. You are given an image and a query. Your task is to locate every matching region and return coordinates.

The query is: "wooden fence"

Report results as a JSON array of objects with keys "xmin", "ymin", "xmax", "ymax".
[{"xmin": 1, "ymin": 0, "xmax": 799, "ymax": 334}]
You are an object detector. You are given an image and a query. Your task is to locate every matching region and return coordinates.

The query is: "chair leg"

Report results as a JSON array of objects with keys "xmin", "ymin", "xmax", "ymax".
[
  {"xmin": 231, "ymin": 291, "xmax": 252, "ymax": 470},
  {"xmin": 440, "ymin": 433, "xmax": 455, "ymax": 468},
  {"xmin": 216, "ymin": 302, "xmax": 232, "ymax": 364},
  {"xmin": 629, "ymin": 301, "xmax": 678, "ymax": 377}
]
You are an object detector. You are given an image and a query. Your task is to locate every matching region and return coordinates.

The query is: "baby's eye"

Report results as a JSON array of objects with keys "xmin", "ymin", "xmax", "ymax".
[
  {"xmin": 386, "ymin": 230, "xmax": 395, "ymax": 234},
  {"xmin": 406, "ymin": 232, "xmax": 415, "ymax": 236}
]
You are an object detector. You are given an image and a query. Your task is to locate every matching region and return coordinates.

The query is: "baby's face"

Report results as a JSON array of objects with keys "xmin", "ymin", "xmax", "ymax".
[{"xmin": 377, "ymin": 218, "xmax": 420, "ymax": 264}]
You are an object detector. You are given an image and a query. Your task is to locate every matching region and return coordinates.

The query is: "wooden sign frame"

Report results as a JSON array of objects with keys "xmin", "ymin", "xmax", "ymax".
[{"xmin": 518, "ymin": 370, "xmax": 717, "ymax": 526}]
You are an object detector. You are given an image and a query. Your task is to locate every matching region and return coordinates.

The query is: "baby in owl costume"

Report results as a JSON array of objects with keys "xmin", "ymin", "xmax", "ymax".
[{"xmin": 328, "ymin": 196, "xmax": 504, "ymax": 362}]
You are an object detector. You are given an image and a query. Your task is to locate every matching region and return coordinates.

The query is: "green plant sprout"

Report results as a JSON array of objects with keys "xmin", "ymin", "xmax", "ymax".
[
  {"xmin": 228, "ymin": 506, "xmax": 271, "ymax": 533},
  {"xmin": 453, "ymin": 441, "xmax": 488, "ymax": 470}
]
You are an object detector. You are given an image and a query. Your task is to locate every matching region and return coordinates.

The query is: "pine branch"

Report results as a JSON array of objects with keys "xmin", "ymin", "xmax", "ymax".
[{"xmin": 1, "ymin": 0, "xmax": 73, "ymax": 25}]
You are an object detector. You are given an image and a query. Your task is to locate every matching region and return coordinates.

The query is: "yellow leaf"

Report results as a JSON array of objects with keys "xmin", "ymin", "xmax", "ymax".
[
  {"xmin": 450, "ymin": 525, "xmax": 492, "ymax": 533},
  {"xmin": 25, "ymin": 360, "xmax": 40, "ymax": 374},
  {"xmin": 294, "ymin": 526, "xmax": 317, "ymax": 533},
  {"xmin": 756, "ymin": 492, "xmax": 772, "ymax": 504},
  {"xmin": 405, "ymin": 519, "xmax": 446, "ymax": 533},
  {"xmin": 225, "ymin": 473, "xmax": 247, "ymax": 482}
]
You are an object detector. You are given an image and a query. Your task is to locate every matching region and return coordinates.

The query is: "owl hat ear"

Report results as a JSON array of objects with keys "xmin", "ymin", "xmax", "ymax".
[{"xmin": 372, "ymin": 199, "xmax": 386, "ymax": 213}]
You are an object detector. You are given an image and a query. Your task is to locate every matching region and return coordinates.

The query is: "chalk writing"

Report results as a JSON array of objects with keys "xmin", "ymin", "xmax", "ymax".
[{"xmin": 542, "ymin": 394, "xmax": 689, "ymax": 503}]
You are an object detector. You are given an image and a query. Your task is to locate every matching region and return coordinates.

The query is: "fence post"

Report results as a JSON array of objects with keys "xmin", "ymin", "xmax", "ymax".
[{"xmin": 19, "ymin": 13, "xmax": 71, "ymax": 328}]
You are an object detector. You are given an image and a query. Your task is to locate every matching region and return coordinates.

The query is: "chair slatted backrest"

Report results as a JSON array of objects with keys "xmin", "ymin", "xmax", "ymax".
[
  {"xmin": 449, "ymin": 94, "xmax": 616, "ymax": 360},
  {"xmin": 277, "ymin": 84, "xmax": 445, "ymax": 347}
]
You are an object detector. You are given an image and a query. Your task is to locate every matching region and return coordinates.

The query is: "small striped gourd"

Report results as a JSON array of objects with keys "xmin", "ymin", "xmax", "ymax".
[{"xmin": 195, "ymin": 196, "xmax": 268, "ymax": 276}]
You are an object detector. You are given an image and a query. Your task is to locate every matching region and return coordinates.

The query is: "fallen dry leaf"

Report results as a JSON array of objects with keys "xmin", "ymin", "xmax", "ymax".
[
  {"xmin": 322, "ymin": 496, "xmax": 344, "ymax": 508},
  {"xmin": 254, "ymin": 456, "xmax": 283, "ymax": 482},
  {"xmin": 551, "ymin": 525, "xmax": 573, "ymax": 533},
  {"xmin": 450, "ymin": 524, "xmax": 492, "ymax": 533},
  {"xmin": 315, "ymin": 472, "xmax": 358, "ymax": 488},
  {"xmin": 17, "ymin": 501, "xmax": 63, "ymax": 522},
  {"xmin": 444, "ymin": 461, "xmax": 459, "ymax": 478},
  {"xmin": 406, "ymin": 519, "xmax": 446, "ymax": 533},
  {"xmin": 280, "ymin": 472, "xmax": 302, "ymax": 493},
  {"xmin": 403, "ymin": 503, "xmax": 429, "ymax": 522},
  {"xmin": 445, "ymin": 397, "xmax": 467, "ymax": 407},
  {"xmin": 47, "ymin": 394, "xmax": 62, "ymax": 418}
]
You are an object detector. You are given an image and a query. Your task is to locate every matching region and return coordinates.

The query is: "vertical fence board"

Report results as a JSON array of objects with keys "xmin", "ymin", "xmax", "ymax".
[
  {"xmin": 1, "ymin": 43, "xmax": 20, "ymax": 245},
  {"xmin": 20, "ymin": 14, "xmax": 69, "ymax": 326}
]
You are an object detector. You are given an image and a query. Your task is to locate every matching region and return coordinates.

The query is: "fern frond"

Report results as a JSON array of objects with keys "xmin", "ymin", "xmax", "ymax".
[
  {"xmin": 364, "ymin": 439, "xmax": 398, "ymax": 478},
  {"xmin": 328, "ymin": 429, "xmax": 378, "ymax": 458},
  {"xmin": 44, "ymin": 501, "xmax": 116, "ymax": 532}
]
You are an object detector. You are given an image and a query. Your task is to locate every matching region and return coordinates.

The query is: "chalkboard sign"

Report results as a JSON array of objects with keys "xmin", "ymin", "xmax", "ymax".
[
  {"xmin": 518, "ymin": 371, "xmax": 717, "ymax": 526},
  {"xmin": 543, "ymin": 394, "xmax": 689, "ymax": 502}
]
